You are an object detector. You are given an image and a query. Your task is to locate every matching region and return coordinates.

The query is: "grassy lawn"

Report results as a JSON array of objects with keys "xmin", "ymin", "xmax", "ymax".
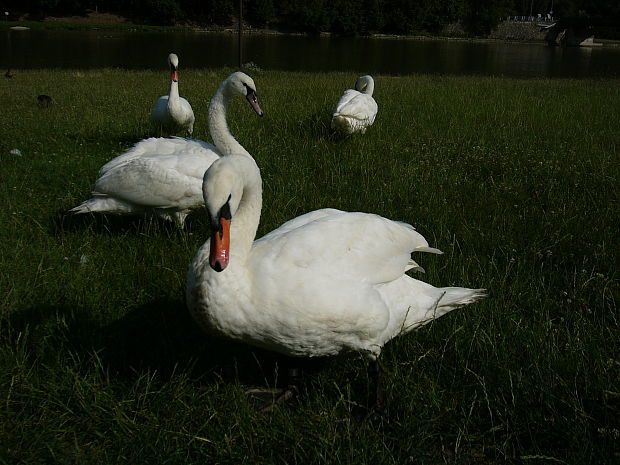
[{"xmin": 0, "ymin": 69, "xmax": 618, "ymax": 464}]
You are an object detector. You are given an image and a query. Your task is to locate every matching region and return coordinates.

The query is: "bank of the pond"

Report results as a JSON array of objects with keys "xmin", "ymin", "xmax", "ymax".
[
  {"xmin": 7, "ymin": 10, "xmax": 618, "ymax": 46},
  {"xmin": 6, "ymin": 3, "xmax": 620, "ymax": 51}
]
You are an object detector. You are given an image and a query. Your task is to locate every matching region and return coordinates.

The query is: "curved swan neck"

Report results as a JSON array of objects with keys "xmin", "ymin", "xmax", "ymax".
[
  {"xmin": 230, "ymin": 158, "xmax": 262, "ymax": 262},
  {"xmin": 167, "ymin": 80, "xmax": 180, "ymax": 108},
  {"xmin": 357, "ymin": 76, "xmax": 374, "ymax": 96},
  {"xmin": 208, "ymin": 81, "xmax": 250, "ymax": 157},
  {"xmin": 198, "ymin": 156, "xmax": 262, "ymax": 273}
]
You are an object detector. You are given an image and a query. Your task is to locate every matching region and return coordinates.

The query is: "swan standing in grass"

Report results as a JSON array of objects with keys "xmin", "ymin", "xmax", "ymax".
[
  {"xmin": 150, "ymin": 53, "xmax": 195, "ymax": 135},
  {"xmin": 331, "ymin": 75, "xmax": 378, "ymax": 135},
  {"xmin": 70, "ymin": 72, "xmax": 263, "ymax": 226},
  {"xmin": 187, "ymin": 155, "xmax": 485, "ymax": 410}
]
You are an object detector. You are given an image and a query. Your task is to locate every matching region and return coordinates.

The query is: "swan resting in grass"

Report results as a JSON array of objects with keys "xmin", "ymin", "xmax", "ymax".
[
  {"xmin": 186, "ymin": 155, "xmax": 486, "ymax": 412},
  {"xmin": 331, "ymin": 75, "xmax": 378, "ymax": 135},
  {"xmin": 70, "ymin": 72, "xmax": 263, "ymax": 226},
  {"xmin": 149, "ymin": 53, "xmax": 195, "ymax": 135}
]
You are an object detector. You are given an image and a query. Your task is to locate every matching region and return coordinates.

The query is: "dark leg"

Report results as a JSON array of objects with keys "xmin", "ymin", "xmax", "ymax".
[
  {"xmin": 285, "ymin": 367, "xmax": 301, "ymax": 397},
  {"xmin": 368, "ymin": 358, "xmax": 386, "ymax": 417}
]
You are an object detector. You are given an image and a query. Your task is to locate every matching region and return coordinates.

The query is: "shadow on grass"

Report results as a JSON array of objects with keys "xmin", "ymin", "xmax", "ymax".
[
  {"xmin": 49, "ymin": 208, "xmax": 209, "ymax": 237},
  {"xmin": 5, "ymin": 298, "xmax": 330, "ymax": 391},
  {"xmin": 99, "ymin": 298, "xmax": 286, "ymax": 386},
  {"xmin": 298, "ymin": 106, "xmax": 373, "ymax": 143},
  {"xmin": 299, "ymin": 107, "xmax": 341, "ymax": 141}
]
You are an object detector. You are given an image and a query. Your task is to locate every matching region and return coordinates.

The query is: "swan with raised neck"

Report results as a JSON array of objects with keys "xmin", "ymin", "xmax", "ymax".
[
  {"xmin": 70, "ymin": 72, "xmax": 263, "ymax": 226},
  {"xmin": 187, "ymin": 155, "xmax": 485, "ymax": 362},
  {"xmin": 149, "ymin": 53, "xmax": 195, "ymax": 135},
  {"xmin": 209, "ymin": 71, "xmax": 263, "ymax": 157}
]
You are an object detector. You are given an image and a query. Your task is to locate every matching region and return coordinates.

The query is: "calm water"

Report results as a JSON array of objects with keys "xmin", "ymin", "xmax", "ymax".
[{"xmin": 3, "ymin": 29, "xmax": 620, "ymax": 78}]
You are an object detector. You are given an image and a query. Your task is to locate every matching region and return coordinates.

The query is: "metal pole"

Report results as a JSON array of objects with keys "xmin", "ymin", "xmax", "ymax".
[{"xmin": 238, "ymin": 0, "xmax": 242, "ymax": 68}]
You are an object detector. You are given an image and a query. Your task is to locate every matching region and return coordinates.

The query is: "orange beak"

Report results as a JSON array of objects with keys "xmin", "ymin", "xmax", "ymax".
[
  {"xmin": 171, "ymin": 70, "xmax": 179, "ymax": 82},
  {"xmin": 209, "ymin": 217, "xmax": 230, "ymax": 272}
]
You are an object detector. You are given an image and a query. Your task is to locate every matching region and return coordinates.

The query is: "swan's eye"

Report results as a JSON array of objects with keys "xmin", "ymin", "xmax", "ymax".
[
  {"xmin": 207, "ymin": 211, "xmax": 219, "ymax": 233},
  {"xmin": 219, "ymin": 194, "xmax": 232, "ymax": 220},
  {"xmin": 242, "ymin": 82, "xmax": 257, "ymax": 97}
]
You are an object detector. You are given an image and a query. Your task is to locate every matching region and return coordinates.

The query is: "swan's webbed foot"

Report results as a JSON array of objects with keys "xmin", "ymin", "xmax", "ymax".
[
  {"xmin": 245, "ymin": 367, "xmax": 301, "ymax": 413},
  {"xmin": 245, "ymin": 385, "xmax": 299, "ymax": 413}
]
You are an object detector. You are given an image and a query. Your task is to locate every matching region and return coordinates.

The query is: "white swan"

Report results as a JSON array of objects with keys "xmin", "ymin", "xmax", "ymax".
[
  {"xmin": 331, "ymin": 75, "xmax": 378, "ymax": 135},
  {"xmin": 70, "ymin": 72, "xmax": 263, "ymax": 226},
  {"xmin": 149, "ymin": 53, "xmax": 195, "ymax": 135},
  {"xmin": 187, "ymin": 155, "xmax": 485, "ymax": 405}
]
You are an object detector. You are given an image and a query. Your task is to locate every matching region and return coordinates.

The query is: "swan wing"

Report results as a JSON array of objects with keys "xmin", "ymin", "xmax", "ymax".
[
  {"xmin": 178, "ymin": 97, "xmax": 195, "ymax": 130},
  {"xmin": 179, "ymin": 97, "xmax": 194, "ymax": 116},
  {"xmin": 94, "ymin": 152, "xmax": 216, "ymax": 208},
  {"xmin": 253, "ymin": 211, "xmax": 439, "ymax": 286},
  {"xmin": 149, "ymin": 95, "xmax": 168, "ymax": 125},
  {"xmin": 99, "ymin": 137, "xmax": 219, "ymax": 175},
  {"xmin": 334, "ymin": 89, "xmax": 360, "ymax": 114},
  {"xmin": 335, "ymin": 93, "xmax": 378, "ymax": 123},
  {"xmin": 245, "ymin": 211, "xmax": 441, "ymax": 356},
  {"xmin": 150, "ymin": 94, "xmax": 194, "ymax": 134},
  {"xmin": 258, "ymin": 208, "xmax": 343, "ymax": 240}
]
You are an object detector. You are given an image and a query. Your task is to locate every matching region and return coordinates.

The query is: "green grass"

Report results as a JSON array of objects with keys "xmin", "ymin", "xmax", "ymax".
[{"xmin": 1, "ymin": 69, "xmax": 619, "ymax": 464}]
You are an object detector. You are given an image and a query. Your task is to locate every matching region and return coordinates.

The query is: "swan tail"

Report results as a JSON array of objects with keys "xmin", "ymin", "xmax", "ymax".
[
  {"xmin": 69, "ymin": 196, "xmax": 136, "ymax": 215},
  {"xmin": 383, "ymin": 279, "xmax": 486, "ymax": 337},
  {"xmin": 69, "ymin": 197, "xmax": 188, "ymax": 226},
  {"xmin": 414, "ymin": 246, "xmax": 443, "ymax": 255},
  {"xmin": 331, "ymin": 114, "xmax": 352, "ymax": 133},
  {"xmin": 400, "ymin": 286, "xmax": 486, "ymax": 334},
  {"xmin": 435, "ymin": 287, "xmax": 487, "ymax": 313}
]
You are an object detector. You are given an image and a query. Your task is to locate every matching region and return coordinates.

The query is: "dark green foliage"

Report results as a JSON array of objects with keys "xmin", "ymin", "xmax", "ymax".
[
  {"xmin": 132, "ymin": 0, "xmax": 185, "ymax": 25},
  {"xmin": 179, "ymin": 0, "xmax": 236, "ymax": 26},
  {"xmin": 5, "ymin": 0, "xmax": 620, "ymax": 36},
  {"xmin": 463, "ymin": 0, "xmax": 514, "ymax": 36},
  {"xmin": 247, "ymin": 0, "xmax": 277, "ymax": 28}
]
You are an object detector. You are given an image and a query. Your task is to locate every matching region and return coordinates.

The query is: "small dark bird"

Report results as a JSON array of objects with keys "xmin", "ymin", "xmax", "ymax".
[
  {"xmin": 5, "ymin": 69, "xmax": 13, "ymax": 78},
  {"xmin": 37, "ymin": 94, "xmax": 54, "ymax": 108}
]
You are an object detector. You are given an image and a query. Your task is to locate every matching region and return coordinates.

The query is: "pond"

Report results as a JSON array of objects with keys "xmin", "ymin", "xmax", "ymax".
[{"xmin": 3, "ymin": 28, "xmax": 620, "ymax": 78}]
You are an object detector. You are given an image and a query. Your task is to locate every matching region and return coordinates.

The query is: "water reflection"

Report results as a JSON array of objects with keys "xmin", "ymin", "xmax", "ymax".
[{"xmin": 2, "ymin": 28, "xmax": 619, "ymax": 78}]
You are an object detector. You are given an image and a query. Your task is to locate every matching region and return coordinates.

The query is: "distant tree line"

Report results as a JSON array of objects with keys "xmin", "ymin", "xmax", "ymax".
[{"xmin": 6, "ymin": 0, "xmax": 620, "ymax": 37}]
